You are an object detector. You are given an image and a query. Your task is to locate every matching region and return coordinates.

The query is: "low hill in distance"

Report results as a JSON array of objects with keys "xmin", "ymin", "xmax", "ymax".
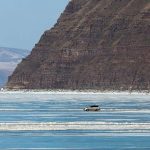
[{"xmin": 0, "ymin": 47, "xmax": 29, "ymax": 88}]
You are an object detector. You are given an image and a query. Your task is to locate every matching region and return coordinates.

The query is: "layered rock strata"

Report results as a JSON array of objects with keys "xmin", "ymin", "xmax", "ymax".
[{"xmin": 7, "ymin": 0, "xmax": 150, "ymax": 90}]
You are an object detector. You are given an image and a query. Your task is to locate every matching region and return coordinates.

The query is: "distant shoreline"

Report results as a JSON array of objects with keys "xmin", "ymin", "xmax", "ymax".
[{"xmin": 1, "ymin": 89, "xmax": 150, "ymax": 95}]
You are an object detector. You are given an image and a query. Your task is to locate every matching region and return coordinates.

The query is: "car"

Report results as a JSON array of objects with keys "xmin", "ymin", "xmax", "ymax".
[{"xmin": 83, "ymin": 105, "xmax": 100, "ymax": 111}]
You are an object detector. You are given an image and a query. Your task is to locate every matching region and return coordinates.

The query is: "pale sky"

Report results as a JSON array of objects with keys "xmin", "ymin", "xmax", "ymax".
[{"xmin": 0, "ymin": 0, "xmax": 69, "ymax": 50}]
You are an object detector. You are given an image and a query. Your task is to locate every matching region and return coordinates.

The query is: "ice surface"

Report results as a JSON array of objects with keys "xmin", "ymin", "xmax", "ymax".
[
  {"xmin": 0, "ymin": 90, "xmax": 150, "ymax": 102},
  {"xmin": 0, "ymin": 121, "xmax": 150, "ymax": 131},
  {"xmin": 0, "ymin": 91, "xmax": 150, "ymax": 149},
  {"xmin": 0, "ymin": 91, "xmax": 150, "ymax": 134}
]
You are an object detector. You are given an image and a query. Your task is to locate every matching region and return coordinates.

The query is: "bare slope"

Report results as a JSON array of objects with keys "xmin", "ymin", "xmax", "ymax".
[{"xmin": 7, "ymin": 0, "xmax": 150, "ymax": 90}]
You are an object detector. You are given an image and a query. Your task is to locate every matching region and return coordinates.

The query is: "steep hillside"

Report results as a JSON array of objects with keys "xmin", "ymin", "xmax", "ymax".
[
  {"xmin": 7, "ymin": 0, "xmax": 150, "ymax": 90},
  {"xmin": 0, "ymin": 47, "xmax": 29, "ymax": 87}
]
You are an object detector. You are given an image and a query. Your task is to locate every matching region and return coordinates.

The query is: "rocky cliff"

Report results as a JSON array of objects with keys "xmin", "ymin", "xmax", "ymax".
[{"xmin": 7, "ymin": 0, "xmax": 150, "ymax": 90}]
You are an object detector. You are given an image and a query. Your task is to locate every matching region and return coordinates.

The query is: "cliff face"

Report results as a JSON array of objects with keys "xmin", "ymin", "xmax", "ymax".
[{"xmin": 7, "ymin": 0, "xmax": 150, "ymax": 90}]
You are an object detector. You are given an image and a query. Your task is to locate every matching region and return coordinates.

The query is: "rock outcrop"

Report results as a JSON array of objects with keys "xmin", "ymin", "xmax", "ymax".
[{"xmin": 7, "ymin": 0, "xmax": 150, "ymax": 90}]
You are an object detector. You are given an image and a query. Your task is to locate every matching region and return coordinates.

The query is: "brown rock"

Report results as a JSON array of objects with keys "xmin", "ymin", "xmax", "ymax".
[{"xmin": 7, "ymin": 0, "xmax": 150, "ymax": 91}]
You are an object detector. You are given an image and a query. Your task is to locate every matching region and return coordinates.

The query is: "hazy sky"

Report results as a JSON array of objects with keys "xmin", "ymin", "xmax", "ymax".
[{"xmin": 0, "ymin": 0, "xmax": 69, "ymax": 50}]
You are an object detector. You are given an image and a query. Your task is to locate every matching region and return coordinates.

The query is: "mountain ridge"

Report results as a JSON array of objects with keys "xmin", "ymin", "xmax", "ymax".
[{"xmin": 7, "ymin": 0, "xmax": 150, "ymax": 90}]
